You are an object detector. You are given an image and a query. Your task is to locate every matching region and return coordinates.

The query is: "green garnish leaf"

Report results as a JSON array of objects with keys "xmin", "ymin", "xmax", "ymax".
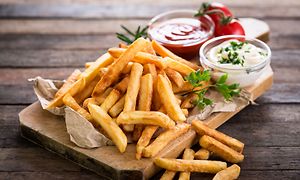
[
  {"xmin": 215, "ymin": 73, "xmax": 241, "ymax": 101},
  {"xmin": 193, "ymin": 89, "xmax": 213, "ymax": 109},
  {"xmin": 185, "ymin": 70, "xmax": 211, "ymax": 87},
  {"xmin": 116, "ymin": 25, "xmax": 148, "ymax": 44}
]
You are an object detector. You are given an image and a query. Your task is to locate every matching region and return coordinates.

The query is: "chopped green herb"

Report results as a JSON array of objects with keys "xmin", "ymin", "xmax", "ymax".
[
  {"xmin": 185, "ymin": 70, "xmax": 211, "ymax": 87},
  {"xmin": 244, "ymin": 50, "xmax": 250, "ymax": 53},
  {"xmin": 259, "ymin": 51, "xmax": 267, "ymax": 56},
  {"xmin": 217, "ymin": 41, "xmax": 246, "ymax": 66}
]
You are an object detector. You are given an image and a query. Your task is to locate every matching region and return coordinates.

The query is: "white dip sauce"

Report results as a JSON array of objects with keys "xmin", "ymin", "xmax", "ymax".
[{"xmin": 206, "ymin": 39, "xmax": 267, "ymax": 69}]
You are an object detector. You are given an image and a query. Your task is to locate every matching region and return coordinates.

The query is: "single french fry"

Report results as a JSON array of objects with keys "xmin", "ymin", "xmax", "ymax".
[
  {"xmin": 165, "ymin": 68, "xmax": 185, "ymax": 87},
  {"xmin": 212, "ymin": 164, "xmax": 241, "ymax": 180},
  {"xmin": 144, "ymin": 63, "xmax": 160, "ymax": 110},
  {"xmin": 154, "ymin": 158, "xmax": 227, "ymax": 173},
  {"xmin": 121, "ymin": 62, "xmax": 133, "ymax": 74},
  {"xmin": 136, "ymin": 125, "xmax": 158, "ymax": 160},
  {"xmin": 117, "ymin": 111, "xmax": 175, "ymax": 129},
  {"xmin": 63, "ymin": 93, "xmax": 93, "ymax": 122},
  {"xmin": 83, "ymin": 87, "xmax": 112, "ymax": 110},
  {"xmin": 109, "ymin": 95, "xmax": 125, "ymax": 118},
  {"xmin": 48, "ymin": 53, "xmax": 114, "ymax": 108},
  {"xmin": 172, "ymin": 81, "xmax": 194, "ymax": 94},
  {"xmin": 181, "ymin": 93, "xmax": 198, "ymax": 109},
  {"xmin": 200, "ymin": 135, "xmax": 244, "ymax": 163},
  {"xmin": 82, "ymin": 98, "xmax": 99, "ymax": 110},
  {"xmin": 98, "ymin": 67, "xmax": 108, "ymax": 77},
  {"xmin": 157, "ymin": 74, "xmax": 186, "ymax": 122},
  {"xmin": 119, "ymin": 42, "xmax": 128, "ymax": 48},
  {"xmin": 123, "ymin": 63, "xmax": 144, "ymax": 131},
  {"xmin": 133, "ymin": 74, "xmax": 153, "ymax": 142},
  {"xmin": 181, "ymin": 108, "xmax": 189, "ymax": 117},
  {"xmin": 160, "ymin": 170, "xmax": 176, "ymax": 180},
  {"xmin": 100, "ymin": 89, "xmax": 122, "ymax": 112},
  {"xmin": 92, "ymin": 38, "xmax": 147, "ymax": 97},
  {"xmin": 74, "ymin": 74, "xmax": 101, "ymax": 104},
  {"xmin": 179, "ymin": 148, "xmax": 195, "ymax": 180},
  {"xmin": 112, "ymin": 76, "xmax": 129, "ymax": 94},
  {"xmin": 85, "ymin": 62, "xmax": 93, "ymax": 68},
  {"xmin": 151, "ymin": 40, "xmax": 200, "ymax": 70},
  {"xmin": 164, "ymin": 57, "xmax": 194, "ymax": 77},
  {"xmin": 195, "ymin": 148, "xmax": 210, "ymax": 160},
  {"xmin": 109, "ymin": 48, "xmax": 166, "ymax": 69},
  {"xmin": 192, "ymin": 120, "xmax": 244, "ymax": 153},
  {"xmin": 143, "ymin": 123, "xmax": 190, "ymax": 157},
  {"xmin": 144, "ymin": 39, "xmax": 156, "ymax": 55},
  {"xmin": 55, "ymin": 69, "xmax": 81, "ymax": 98},
  {"xmin": 88, "ymin": 103, "xmax": 127, "ymax": 153}
]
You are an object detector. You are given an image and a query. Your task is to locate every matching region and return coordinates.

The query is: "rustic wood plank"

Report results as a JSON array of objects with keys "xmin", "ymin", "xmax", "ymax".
[
  {"xmin": 0, "ymin": 172, "xmax": 103, "ymax": 180},
  {"xmin": 0, "ymin": 34, "xmax": 298, "ymax": 51},
  {"xmin": 0, "ymin": 4, "xmax": 299, "ymax": 19},
  {"xmin": 0, "ymin": 19, "xmax": 298, "ymax": 35}
]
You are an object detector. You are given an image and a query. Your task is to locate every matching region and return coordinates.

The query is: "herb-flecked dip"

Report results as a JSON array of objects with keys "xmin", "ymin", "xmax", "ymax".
[{"xmin": 205, "ymin": 39, "xmax": 267, "ymax": 68}]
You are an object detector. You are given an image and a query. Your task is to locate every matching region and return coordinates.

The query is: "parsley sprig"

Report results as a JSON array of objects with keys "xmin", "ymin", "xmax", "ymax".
[
  {"xmin": 116, "ymin": 25, "xmax": 148, "ymax": 45},
  {"xmin": 218, "ymin": 41, "xmax": 246, "ymax": 66},
  {"xmin": 185, "ymin": 70, "xmax": 241, "ymax": 109}
]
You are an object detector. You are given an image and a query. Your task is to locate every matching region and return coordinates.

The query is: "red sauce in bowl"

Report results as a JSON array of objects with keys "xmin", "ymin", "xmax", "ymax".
[{"xmin": 148, "ymin": 13, "xmax": 214, "ymax": 59}]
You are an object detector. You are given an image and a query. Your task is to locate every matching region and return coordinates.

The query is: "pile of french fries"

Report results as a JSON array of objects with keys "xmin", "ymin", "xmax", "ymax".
[
  {"xmin": 156, "ymin": 120, "xmax": 244, "ymax": 180},
  {"xmin": 46, "ymin": 37, "xmax": 245, "ymax": 179}
]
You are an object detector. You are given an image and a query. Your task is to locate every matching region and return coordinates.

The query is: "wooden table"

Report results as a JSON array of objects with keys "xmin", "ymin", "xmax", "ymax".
[{"xmin": 0, "ymin": 0, "xmax": 299, "ymax": 179}]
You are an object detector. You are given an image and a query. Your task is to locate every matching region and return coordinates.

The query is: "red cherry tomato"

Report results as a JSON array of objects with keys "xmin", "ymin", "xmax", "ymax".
[
  {"xmin": 215, "ymin": 19, "xmax": 245, "ymax": 36},
  {"xmin": 206, "ymin": 2, "xmax": 233, "ymax": 25}
]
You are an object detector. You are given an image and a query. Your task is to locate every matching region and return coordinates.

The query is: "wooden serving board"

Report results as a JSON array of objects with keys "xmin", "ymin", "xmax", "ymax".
[{"xmin": 19, "ymin": 66, "xmax": 273, "ymax": 180}]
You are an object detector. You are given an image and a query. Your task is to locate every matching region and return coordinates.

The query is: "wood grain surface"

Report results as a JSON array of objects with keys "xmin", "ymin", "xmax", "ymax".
[{"xmin": 1, "ymin": 0, "xmax": 300, "ymax": 179}]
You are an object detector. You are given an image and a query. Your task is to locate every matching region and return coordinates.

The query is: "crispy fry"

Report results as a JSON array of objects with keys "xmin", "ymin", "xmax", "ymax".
[
  {"xmin": 82, "ymin": 98, "xmax": 99, "ymax": 110},
  {"xmin": 98, "ymin": 67, "xmax": 108, "ymax": 77},
  {"xmin": 108, "ymin": 95, "xmax": 125, "ymax": 118},
  {"xmin": 181, "ymin": 108, "xmax": 189, "ymax": 117},
  {"xmin": 200, "ymin": 135, "xmax": 244, "ymax": 163},
  {"xmin": 172, "ymin": 81, "xmax": 194, "ymax": 94},
  {"xmin": 74, "ymin": 75, "xmax": 101, "ymax": 104},
  {"xmin": 55, "ymin": 69, "xmax": 81, "ymax": 98},
  {"xmin": 109, "ymin": 48, "xmax": 166, "ymax": 69},
  {"xmin": 192, "ymin": 120, "xmax": 244, "ymax": 153},
  {"xmin": 88, "ymin": 103, "xmax": 127, "ymax": 153},
  {"xmin": 123, "ymin": 63, "xmax": 144, "ymax": 131},
  {"xmin": 119, "ymin": 42, "xmax": 128, "ymax": 48},
  {"xmin": 160, "ymin": 170, "xmax": 176, "ymax": 180},
  {"xmin": 165, "ymin": 68, "xmax": 185, "ymax": 87},
  {"xmin": 113, "ymin": 76, "xmax": 129, "ymax": 94},
  {"xmin": 117, "ymin": 111, "xmax": 175, "ymax": 129},
  {"xmin": 136, "ymin": 125, "xmax": 158, "ymax": 160},
  {"xmin": 195, "ymin": 148, "xmax": 210, "ymax": 160},
  {"xmin": 100, "ymin": 89, "xmax": 122, "ymax": 112},
  {"xmin": 83, "ymin": 87, "xmax": 112, "ymax": 110},
  {"xmin": 212, "ymin": 164, "xmax": 241, "ymax": 180},
  {"xmin": 151, "ymin": 40, "xmax": 200, "ymax": 70},
  {"xmin": 85, "ymin": 62, "xmax": 93, "ymax": 68},
  {"xmin": 154, "ymin": 158, "xmax": 227, "ymax": 173},
  {"xmin": 48, "ymin": 53, "xmax": 114, "ymax": 108},
  {"xmin": 63, "ymin": 93, "xmax": 93, "ymax": 122},
  {"xmin": 121, "ymin": 62, "xmax": 133, "ymax": 74},
  {"xmin": 133, "ymin": 74, "xmax": 153, "ymax": 142},
  {"xmin": 144, "ymin": 64, "xmax": 161, "ymax": 110},
  {"xmin": 157, "ymin": 74, "xmax": 186, "ymax": 122},
  {"xmin": 143, "ymin": 123, "xmax": 190, "ymax": 157},
  {"xmin": 92, "ymin": 38, "xmax": 147, "ymax": 97},
  {"xmin": 179, "ymin": 148, "xmax": 195, "ymax": 180},
  {"xmin": 164, "ymin": 57, "xmax": 194, "ymax": 77},
  {"xmin": 181, "ymin": 93, "xmax": 198, "ymax": 109}
]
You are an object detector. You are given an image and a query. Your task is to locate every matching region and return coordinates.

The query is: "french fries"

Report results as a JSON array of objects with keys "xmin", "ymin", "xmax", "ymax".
[
  {"xmin": 100, "ymin": 89, "xmax": 122, "ymax": 112},
  {"xmin": 154, "ymin": 158, "xmax": 227, "ymax": 173},
  {"xmin": 151, "ymin": 40, "xmax": 200, "ymax": 70},
  {"xmin": 117, "ymin": 111, "xmax": 175, "ymax": 129},
  {"xmin": 74, "ymin": 74, "xmax": 101, "ymax": 104},
  {"xmin": 178, "ymin": 148, "xmax": 195, "ymax": 180},
  {"xmin": 48, "ymin": 53, "xmax": 114, "ymax": 108},
  {"xmin": 212, "ymin": 164, "xmax": 241, "ymax": 180},
  {"xmin": 164, "ymin": 57, "xmax": 195, "ymax": 77},
  {"xmin": 143, "ymin": 123, "xmax": 190, "ymax": 157},
  {"xmin": 55, "ymin": 69, "xmax": 81, "ymax": 98},
  {"xmin": 157, "ymin": 74, "xmax": 186, "ymax": 122},
  {"xmin": 133, "ymin": 74, "xmax": 153, "ymax": 142},
  {"xmin": 108, "ymin": 95, "xmax": 125, "ymax": 117},
  {"xmin": 200, "ymin": 135, "xmax": 244, "ymax": 163},
  {"xmin": 88, "ymin": 103, "xmax": 127, "ymax": 153},
  {"xmin": 165, "ymin": 68, "xmax": 185, "ymax": 87},
  {"xmin": 108, "ymin": 48, "xmax": 166, "ymax": 69},
  {"xmin": 123, "ymin": 63, "xmax": 144, "ymax": 131},
  {"xmin": 192, "ymin": 120, "xmax": 244, "ymax": 153},
  {"xmin": 195, "ymin": 148, "xmax": 210, "ymax": 160},
  {"xmin": 92, "ymin": 38, "xmax": 147, "ymax": 97},
  {"xmin": 160, "ymin": 170, "xmax": 176, "ymax": 180}
]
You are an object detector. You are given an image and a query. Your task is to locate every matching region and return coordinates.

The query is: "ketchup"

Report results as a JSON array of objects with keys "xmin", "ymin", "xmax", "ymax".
[{"xmin": 148, "ymin": 17, "xmax": 214, "ymax": 59}]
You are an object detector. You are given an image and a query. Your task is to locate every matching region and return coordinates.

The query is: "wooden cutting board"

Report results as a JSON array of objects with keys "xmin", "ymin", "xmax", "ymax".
[{"xmin": 19, "ymin": 18, "xmax": 272, "ymax": 180}]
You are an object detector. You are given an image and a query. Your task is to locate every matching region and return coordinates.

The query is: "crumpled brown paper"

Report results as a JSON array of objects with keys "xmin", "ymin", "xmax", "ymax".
[
  {"xmin": 65, "ymin": 107, "xmax": 113, "ymax": 148},
  {"xmin": 187, "ymin": 89, "xmax": 251, "ymax": 123}
]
